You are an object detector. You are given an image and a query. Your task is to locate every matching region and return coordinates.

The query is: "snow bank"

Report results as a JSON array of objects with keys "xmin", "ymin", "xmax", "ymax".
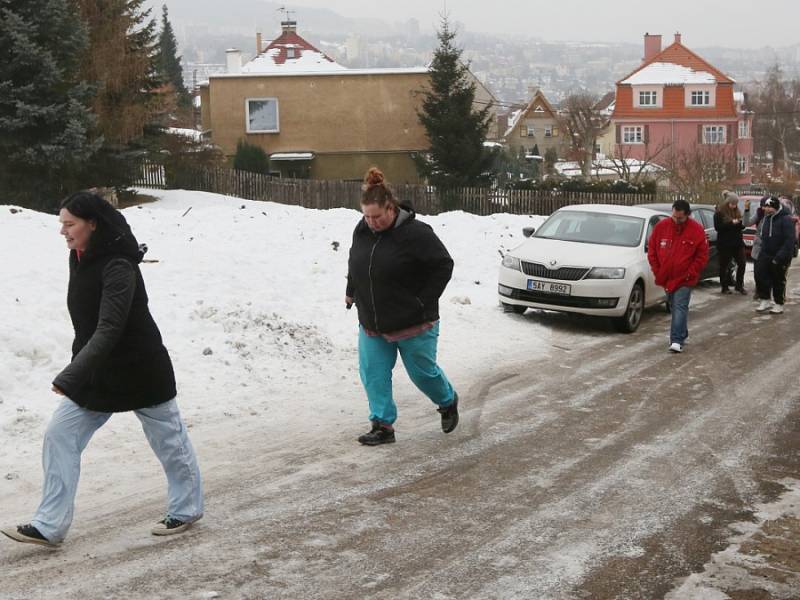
[{"xmin": 0, "ymin": 191, "xmax": 551, "ymax": 500}]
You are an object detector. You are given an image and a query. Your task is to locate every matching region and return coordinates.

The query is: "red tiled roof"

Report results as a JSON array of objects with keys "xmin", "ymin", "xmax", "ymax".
[
  {"xmin": 617, "ymin": 41, "xmax": 734, "ymax": 86},
  {"xmin": 263, "ymin": 30, "xmax": 336, "ymax": 65}
]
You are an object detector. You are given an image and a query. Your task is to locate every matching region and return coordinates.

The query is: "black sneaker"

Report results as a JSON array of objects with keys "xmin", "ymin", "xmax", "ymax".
[
  {"xmin": 357, "ymin": 422, "xmax": 396, "ymax": 446},
  {"xmin": 1, "ymin": 524, "xmax": 58, "ymax": 547},
  {"xmin": 151, "ymin": 517, "xmax": 192, "ymax": 536},
  {"xmin": 438, "ymin": 393, "xmax": 459, "ymax": 434}
]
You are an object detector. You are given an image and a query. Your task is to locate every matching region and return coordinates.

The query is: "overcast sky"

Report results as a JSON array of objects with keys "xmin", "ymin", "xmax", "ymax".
[{"xmin": 285, "ymin": 0, "xmax": 800, "ymax": 48}]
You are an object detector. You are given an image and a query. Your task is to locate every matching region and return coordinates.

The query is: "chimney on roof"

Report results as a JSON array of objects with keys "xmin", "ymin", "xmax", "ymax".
[
  {"xmin": 643, "ymin": 33, "xmax": 662, "ymax": 62},
  {"xmin": 281, "ymin": 19, "xmax": 297, "ymax": 33},
  {"xmin": 674, "ymin": 32, "xmax": 682, "ymax": 44},
  {"xmin": 256, "ymin": 32, "xmax": 262, "ymax": 55},
  {"xmin": 226, "ymin": 48, "xmax": 242, "ymax": 74}
]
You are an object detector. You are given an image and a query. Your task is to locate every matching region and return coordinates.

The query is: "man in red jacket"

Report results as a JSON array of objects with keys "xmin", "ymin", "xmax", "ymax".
[{"xmin": 647, "ymin": 199, "xmax": 709, "ymax": 353}]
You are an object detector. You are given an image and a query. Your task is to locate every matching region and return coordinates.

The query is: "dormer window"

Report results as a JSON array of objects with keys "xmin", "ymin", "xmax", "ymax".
[
  {"xmin": 639, "ymin": 91, "xmax": 657, "ymax": 106},
  {"xmin": 287, "ymin": 48, "xmax": 297, "ymax": 59},
  {"xmin": 691, "ymin": 90, "xmax": 710, "ymax": 106}
]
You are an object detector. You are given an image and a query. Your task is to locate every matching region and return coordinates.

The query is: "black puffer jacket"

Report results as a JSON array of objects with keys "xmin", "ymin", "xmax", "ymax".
[
  {"xmin": 346, "ymin": 205, "xmax": 454, "ymax": 334},
  {"xmin": 713, "ymin": 211, "xmax": 745, "ymax": 249},
  {"xmin": 52, "ymin": 208, "xmax": 176, "ymax": 412},
  {"xmin": 759, "ymin": 207, "xmax": 796, "ymax": 265}
]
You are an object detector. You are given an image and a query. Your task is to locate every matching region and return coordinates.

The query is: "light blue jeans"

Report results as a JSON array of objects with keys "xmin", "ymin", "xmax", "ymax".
[
  {"xmin": 667, "ymin": 286, "xmax": 692, "ymax": 345},
  {"xmin": 358, "ymin": 322, "xmax": 456, "ymax": 426},
  {"xmin": 31, "ymin": 397, "xmax": 203, "ymax": 543}
]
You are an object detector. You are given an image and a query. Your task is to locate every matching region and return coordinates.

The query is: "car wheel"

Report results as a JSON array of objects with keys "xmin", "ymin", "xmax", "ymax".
[
  {"xmin": 502, "ymin": 302, "xmax": 527, "ymax": 315},
  {"xmin": 613, "ymin": 282, "xmax": 644, "ymax": 333}
]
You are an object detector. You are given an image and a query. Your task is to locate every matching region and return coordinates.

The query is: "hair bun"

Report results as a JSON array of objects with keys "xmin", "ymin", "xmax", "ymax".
[{"xmin": 364, "ymin": 167, "xmax": 385, "ymax": 188}]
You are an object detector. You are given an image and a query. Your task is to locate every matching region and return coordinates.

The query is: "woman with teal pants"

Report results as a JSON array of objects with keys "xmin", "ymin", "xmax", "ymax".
[{"xmin": 346, "ymin": 167, "xmax": 458, "ymax": 445}]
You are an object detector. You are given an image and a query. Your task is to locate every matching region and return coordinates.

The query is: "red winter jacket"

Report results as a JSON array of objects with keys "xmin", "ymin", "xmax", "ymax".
[{"xmin": 647, "ymin": 217, "xmax": 709, "ymax": 293}]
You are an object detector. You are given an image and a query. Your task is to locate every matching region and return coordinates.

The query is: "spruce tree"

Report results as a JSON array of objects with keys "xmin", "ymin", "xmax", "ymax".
[
  {"xmin": 0, "ymin": 0, "xmax": 99, "ymax": 210},
  {"xmin": 415, "ymin": 16, "xmax": 494, "ymax": 189},
  {"xmin": 156, "ymin": 4, "xmax": 189, "ymax": 106}
]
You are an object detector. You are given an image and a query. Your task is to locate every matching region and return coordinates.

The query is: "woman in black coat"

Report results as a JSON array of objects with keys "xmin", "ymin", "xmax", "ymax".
[
  {"xmin": 714, "ymin": 192, "xmax": 747, "ymax": 294},
  {"xmin": 346, "ymin": 168, "xmax": 459, "ymax": 446},
  {"xmin": 1, "ymin": 192, "xmax": 203, "ymax": 547}
]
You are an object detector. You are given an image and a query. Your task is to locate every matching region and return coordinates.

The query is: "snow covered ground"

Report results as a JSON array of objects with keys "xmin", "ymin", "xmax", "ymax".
[{"xmin": 1, "ymin": 190, "xmax": 551, "ymax": 512}]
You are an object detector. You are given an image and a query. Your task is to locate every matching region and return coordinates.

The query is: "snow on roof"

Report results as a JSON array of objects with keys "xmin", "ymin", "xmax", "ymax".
[
  {"xmin": 621, "ymin": 62, "xmax": 716, "ymax": 86},
  {"xmin": 166, "ymin": 127, "xmax": 204, "ymax": 142},
  {"xmin": 503, "ymin": 109, "xmax": 524, "ymax": 138},
  {"xmin": 483, "ymin": 141, "xmax": 504, "ymax": 148},
  {"xmin": 211, "ymin": 66, "xmax": 429, "ymax": 79},
  {"xmin": 270, "ymin": 152, "xmax": 314, "ymax": 160},
  {"xmin": 556, "ymin": 159, "xmax": 665, "ymax": 178},
  {"xmin": 242, "ymin": 47, "xmax": 347, "ymax": 74},
  {"xmin": 733, "ymin": 91, "xmax": 745, "ymax": 103}
]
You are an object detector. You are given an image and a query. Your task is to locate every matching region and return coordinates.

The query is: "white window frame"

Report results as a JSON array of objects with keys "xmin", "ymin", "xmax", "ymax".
[
  {"xmin": 287, "ymin": 48, "xmax": 297, "ymax": 59},
  {"xmin": 638, "ymin": 90, "xmax": 657, "ymax": 106},
  {"xmin": 738, "ymin": 120, "xmax": 749, "ymax": 138},
  {"xmin": 703, "ymin": 125, "xmax": 726, "ymax": 144},
  {"xmin": 245, "ymin": 97, "xmax": 280, "ymax": 134},
  {"xmin": 622, "ymin": 126, "xmax": 643, "ymax": 144},
  {"xmin": 737, "ymin": 155, "xmax": 748, "ymax": 174},
  {"xmin": 690, "ymin": 90, "xmax": 711, "ymax": 106},
  {"xmin": 544, "ymin": 125, "xmax": 553, "ymax": 137},
  {"xmin": 526, "ymin": 124, "xmax": 536, "ymax": 137}
]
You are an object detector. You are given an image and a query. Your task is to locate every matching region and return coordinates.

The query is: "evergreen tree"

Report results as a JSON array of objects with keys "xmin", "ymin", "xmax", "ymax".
[
  {"xmin": 415, "ymin": 16, "xmax": 494, "ymax": 189},
  {"xmin": 77, "ymin": 0, "xmax": 160, "ymax": 145},
  {"xmin": 0, "ymin": 0, "xmax": 99, "ymax": 210},
  {"xmin": 233, "ymin": 140, "xmax": 270, "ymax": 174},
  {"xmin": 155, "ymin": 4, "xmax": 189, "ymax": 106}
]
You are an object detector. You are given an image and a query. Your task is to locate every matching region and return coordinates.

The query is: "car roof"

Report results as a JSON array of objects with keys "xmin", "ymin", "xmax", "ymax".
[
  {"xmin": 637, "ymin": 202, "xmax": 717, "ymax": 213},
  {"xmin": 557, "ymin": 204, "xmax": 661, "ymax": 218}
]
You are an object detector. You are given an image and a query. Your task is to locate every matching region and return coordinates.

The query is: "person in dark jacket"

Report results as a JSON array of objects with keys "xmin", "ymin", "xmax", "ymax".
[
  {"xmin": 346, "ymin": 168, "xmax": 458, "ymax": 445},
  {"xmin": 714, "ymin": 191, "xmax": 747, "ymax": 294},
  {"xmin": 1, "ymin": 192, "xmax": 203, "ymax": 547},
  {"xmin": 754, "ymin": 196, "xmax": 796, "ymax": 314}
]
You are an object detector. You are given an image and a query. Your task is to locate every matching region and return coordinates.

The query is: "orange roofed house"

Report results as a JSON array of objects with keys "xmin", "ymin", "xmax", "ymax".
[{"xmin": 611, "ymin": 33, "xmax": 753, "ymax": 185}]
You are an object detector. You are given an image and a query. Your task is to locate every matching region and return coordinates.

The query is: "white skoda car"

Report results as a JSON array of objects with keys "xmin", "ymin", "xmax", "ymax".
[{"xmin": 498, "ymin": 204, "xmax": 669, "ymax": 332}]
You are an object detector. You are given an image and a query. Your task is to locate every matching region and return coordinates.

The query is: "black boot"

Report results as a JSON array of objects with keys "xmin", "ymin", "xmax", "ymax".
[
  {"xmin": 358, "ymin": 422, "xmax": 395, "ymax": 446},
  {"xmin": 437, "ymin": 393, "xmax": 459, "ymax": 433}
]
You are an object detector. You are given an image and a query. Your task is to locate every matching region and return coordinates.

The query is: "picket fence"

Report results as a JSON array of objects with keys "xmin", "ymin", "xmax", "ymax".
[{"xmin": 134, "ymin": 161, "xmax": 665, "ymax": 216}]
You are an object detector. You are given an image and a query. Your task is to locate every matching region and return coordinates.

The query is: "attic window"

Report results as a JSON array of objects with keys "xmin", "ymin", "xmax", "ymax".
[
  {"xmin": 534, "ymin": 106, "xmax": 545, "ymax": 113},
  {"xmin": 287, "ymin": 48, "xmax": 297, "ymax": 59}
]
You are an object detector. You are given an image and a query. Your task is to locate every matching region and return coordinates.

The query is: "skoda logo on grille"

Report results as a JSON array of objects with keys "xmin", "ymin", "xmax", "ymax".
[{"xmin": 548, "ymin": 260, "xmax": 558, "ymax": 268}]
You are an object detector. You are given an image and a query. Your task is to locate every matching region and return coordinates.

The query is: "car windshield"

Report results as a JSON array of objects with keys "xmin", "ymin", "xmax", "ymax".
[{"xmin": 534, "ymin": 211, "xmax": 645, "ymax": 247}]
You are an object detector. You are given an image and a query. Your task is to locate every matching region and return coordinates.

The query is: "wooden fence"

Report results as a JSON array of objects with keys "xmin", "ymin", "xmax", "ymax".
[{"xmin": 134, "ymin": 160, "xmax": 664, "ymax": 216}]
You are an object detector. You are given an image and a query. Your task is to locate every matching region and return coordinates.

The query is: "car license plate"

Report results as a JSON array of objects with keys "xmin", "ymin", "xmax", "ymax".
[
  {"xmin": 744, "ymin": 239, "xmax": 753, "ymax": 246},
  {"xmin": 527, "ymin": 279, "xmax": 571, "ymax": 295}
]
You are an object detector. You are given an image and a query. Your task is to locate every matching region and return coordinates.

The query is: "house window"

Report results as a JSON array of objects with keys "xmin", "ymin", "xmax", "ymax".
[
  {"xmin": 703, "ymin": 125, "xmax": 726, "ymax": 144},
  {"xmin": 691, "ymin": 90, "xmax": 711, "ymax": 106},
  {"xmin": 639, "ymin": 91, "xmax": 657, "ymax": 106},
  {"xmin": 544, "ymin": 125, "xmax": 553, "ymax": 137},
  {"xmin": 534, "ymin": 106, "xmax": 545, "ymax": 113},
  {"xmin": 526, "ymin": 125, "xmax": 536, "ymax": 137},
  {"xmin": 246, "ymin": 98, "xmax": 280, "ymax": 133},
  {"xmin": 738, "ymin": 120, "xmax": 749, "ymax": 138},
  {"xmin": 287, "ymin": 48, "xmax": 297, "ymax": 59},
  {"xmin": 622, "ymin": 126, "xmax": 643, "ymax": 144},
  {"xmin": 738, "ymin": 155, "xmax": 748, "ymax": 174}
]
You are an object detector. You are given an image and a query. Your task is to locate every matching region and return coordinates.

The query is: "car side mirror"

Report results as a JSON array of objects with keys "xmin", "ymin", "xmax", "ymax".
[{"xmin": 523, "ymin": 227, "xmax": 535, "ymax": 238}]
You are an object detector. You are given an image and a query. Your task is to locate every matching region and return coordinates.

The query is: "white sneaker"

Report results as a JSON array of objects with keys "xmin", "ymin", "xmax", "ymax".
[
  {"xmin": 669, "ymin": 342, "xmax": 683, "ymax": 353},
  {"xmin": 756, "ymin": 300, "xmax": 773, "ymax": 312},
  {"xmin": 769, "ymin": 304, "xmax": 784, "ymax": 314}
]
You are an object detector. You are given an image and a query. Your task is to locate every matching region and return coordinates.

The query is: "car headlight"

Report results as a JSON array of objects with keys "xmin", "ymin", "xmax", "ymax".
[
  {"xmin": 586, "ymin": 267, "xmax": 626, "ymax": 279},
  {"xmin": 502, "ymin": 255, "xmax": 521, "ymax": 271}
]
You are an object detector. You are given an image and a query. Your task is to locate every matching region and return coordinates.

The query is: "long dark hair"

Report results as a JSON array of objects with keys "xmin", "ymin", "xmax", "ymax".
[{"xmin": 60, "ymin": 191, "xmax": 140, "ymax": 259}]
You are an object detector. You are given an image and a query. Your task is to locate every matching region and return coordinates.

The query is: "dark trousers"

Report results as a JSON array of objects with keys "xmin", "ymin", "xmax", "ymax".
[
  {"xmin": 755, "ymin": 256, "xmax": 789, "ymax": 304},
  {"xmin": 718, "ymin": 246, "xmax": 746, "ymax": 290}
]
